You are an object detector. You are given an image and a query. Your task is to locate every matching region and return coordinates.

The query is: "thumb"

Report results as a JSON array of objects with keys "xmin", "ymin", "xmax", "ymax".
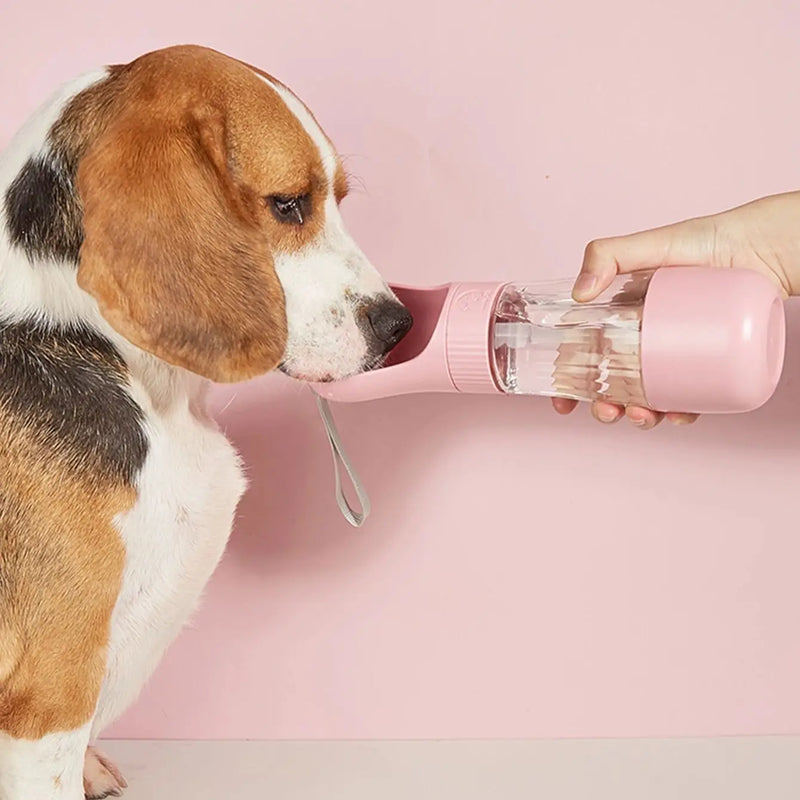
[{"xmin": 573, "ymin": 216, "xmax": 718, "ymax": 302}]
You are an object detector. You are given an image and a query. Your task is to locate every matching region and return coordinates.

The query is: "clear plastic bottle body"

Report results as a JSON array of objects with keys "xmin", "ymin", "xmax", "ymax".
[{"xmin": 491, "ymin": 271, "xmax": 655, "ymax": 404}]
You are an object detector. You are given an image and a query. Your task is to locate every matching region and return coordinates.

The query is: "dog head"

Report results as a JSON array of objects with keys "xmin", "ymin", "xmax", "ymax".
[{"xmin": 75, "ymin": 45, "xmax": 411, "ymax": 383}]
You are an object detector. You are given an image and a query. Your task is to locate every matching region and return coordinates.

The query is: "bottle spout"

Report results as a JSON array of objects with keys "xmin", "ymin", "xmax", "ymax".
[{"xmin": 310, "ymin": 282, "xmax": 507, "ymax": 402}]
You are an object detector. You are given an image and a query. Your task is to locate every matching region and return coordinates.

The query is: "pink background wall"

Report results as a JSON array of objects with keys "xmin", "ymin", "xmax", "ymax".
[{"xmin": 3, "ymin": 0, "xmax": 800, "ymax": 740}]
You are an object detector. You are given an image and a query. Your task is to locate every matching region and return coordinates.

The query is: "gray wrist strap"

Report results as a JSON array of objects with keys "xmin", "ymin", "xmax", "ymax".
[{"xmin": 314, "ymin": 394, "xmax": 371, "ymax": 527}]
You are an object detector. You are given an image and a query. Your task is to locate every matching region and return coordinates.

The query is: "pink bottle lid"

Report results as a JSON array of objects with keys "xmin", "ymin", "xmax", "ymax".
[
  {"xmin": 311, "ymin": 281, "xmax": 507, "ymax": 402},
  {"xmin": 640, "ymin": 267, "xmax": 786, "ymax": 413}
]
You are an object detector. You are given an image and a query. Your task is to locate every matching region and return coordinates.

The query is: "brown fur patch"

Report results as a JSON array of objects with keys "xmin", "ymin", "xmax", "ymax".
[
  {"xmin": 0, "ymin": 420, "xmax": 131, "ymax": 739},
  {"xmin": 121, "ymin": 46, "xmax": 332, "ymax": 248},
  {"xmin": 239, "ymin": 54, "xmax": 349, "ymax": 202}
]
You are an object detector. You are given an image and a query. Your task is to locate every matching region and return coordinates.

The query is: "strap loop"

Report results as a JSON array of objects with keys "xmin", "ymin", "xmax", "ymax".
[{"xmin": 314, "ymin": 394, "xmax": 371, "ymax": 527}]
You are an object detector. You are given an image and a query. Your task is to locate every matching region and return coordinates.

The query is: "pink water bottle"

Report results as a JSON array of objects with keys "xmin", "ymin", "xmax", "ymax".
[{"xmin": 313, "ymin": 267, "xmax": 786, "ymax": 414}]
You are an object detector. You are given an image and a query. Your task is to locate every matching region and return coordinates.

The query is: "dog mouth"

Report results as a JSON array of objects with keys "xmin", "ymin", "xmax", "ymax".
[{"xmin": 278, "ymin": 353, "xmax": 387, "ymax": 384}]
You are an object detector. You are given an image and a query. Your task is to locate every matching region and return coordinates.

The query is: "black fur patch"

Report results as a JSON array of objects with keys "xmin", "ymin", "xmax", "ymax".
[
  {"xmin": 3, "ymin": 154, "xmax": 83, "ymax": 264},
  {"xmin": 0, "ymin": 318, "xmax": 148, "ymax": 484}
]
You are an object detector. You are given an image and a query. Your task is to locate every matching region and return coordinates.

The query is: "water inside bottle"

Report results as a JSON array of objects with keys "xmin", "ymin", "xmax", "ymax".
[{"xmin": 492, "ymin": 272, "xmax": 654, "ymax": 405}]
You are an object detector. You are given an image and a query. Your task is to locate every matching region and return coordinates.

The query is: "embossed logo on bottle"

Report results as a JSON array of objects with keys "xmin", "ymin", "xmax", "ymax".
[{"xmin": 455, "ymin": 289, "xmax": 493, "ymax": 313}]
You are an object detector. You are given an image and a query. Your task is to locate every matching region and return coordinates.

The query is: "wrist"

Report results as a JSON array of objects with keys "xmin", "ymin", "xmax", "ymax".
[{"xmin": 714, "ymin": 197, "xmax": 799, "ymax": 297}]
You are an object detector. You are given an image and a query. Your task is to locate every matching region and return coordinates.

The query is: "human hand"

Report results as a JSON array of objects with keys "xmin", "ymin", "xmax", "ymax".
[{"xmin": 554, "ymin": 192, "xmax": 800, "ymax": 428}]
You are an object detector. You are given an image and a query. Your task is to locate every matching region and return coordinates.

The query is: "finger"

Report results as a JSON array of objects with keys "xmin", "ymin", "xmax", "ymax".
[
  {"xmin": 573, "ymin": 216, "xmax": 717, "ymax": 302},
  {"xmin": 591, "ymin": 401, "xmax": 624, "ymax": 424},
  {"xmin": 665, "ymin": 412, "xmax": 699, "ymax": 426},
  {"xmin": 552, "ymin": 397, "xmax": 578, "ymax": 415},
  {"xmin": 625, "ymin": 406, "xmax": 664, "ymax": 429}
]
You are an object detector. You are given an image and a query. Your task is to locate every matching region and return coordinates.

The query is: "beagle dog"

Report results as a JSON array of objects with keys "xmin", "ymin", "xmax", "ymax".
[{"xmin": 0, "ymin": 44, "xmax": 411, "ymax": 799}]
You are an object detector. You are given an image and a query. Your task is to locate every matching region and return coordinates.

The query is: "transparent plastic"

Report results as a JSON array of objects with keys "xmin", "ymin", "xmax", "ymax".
[{"xmin": 492, "ymin": 271, "xmax": 654, "ymax": 405}]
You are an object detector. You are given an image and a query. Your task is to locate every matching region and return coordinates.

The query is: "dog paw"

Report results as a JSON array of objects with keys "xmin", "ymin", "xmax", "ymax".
[{"xmin": 83, "ymin": 746, "xmax": 128, "ymax": 799}]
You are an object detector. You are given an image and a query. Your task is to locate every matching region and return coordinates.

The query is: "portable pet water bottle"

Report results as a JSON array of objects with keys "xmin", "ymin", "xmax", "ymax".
[
  {"xmin": 313, "ymin": 267, "xmax": 786, "ymax": 526},
  {"xmin": 314, "ymin": 267, "xmax": 786, "ymax": 413}
]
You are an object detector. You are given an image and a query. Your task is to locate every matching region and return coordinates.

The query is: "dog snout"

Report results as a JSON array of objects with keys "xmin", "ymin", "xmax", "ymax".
[{"xmin": 365, "ymin": 299, "xmax": 413, "ymax": 353}]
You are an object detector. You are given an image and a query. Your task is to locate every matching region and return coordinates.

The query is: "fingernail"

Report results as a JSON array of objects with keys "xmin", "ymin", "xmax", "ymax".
[
  {"xmin": 632, "ymin": 418, "xmax": 648, "ymax": 428},
  {"xmin": 598, "ymin": 409, "xmax": 618, "ymax": 423},
  {"xmin": 573, "ymin": 273, "xmax": 597, "ymax": 299}
]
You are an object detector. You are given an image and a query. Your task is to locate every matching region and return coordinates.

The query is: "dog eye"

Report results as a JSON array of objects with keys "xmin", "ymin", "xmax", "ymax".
[{"xmin": 267, "ymin": 194, "xmax": 310, "ymax": 225}]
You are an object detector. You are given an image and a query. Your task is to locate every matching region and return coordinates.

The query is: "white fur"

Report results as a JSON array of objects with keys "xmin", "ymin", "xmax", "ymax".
[
  {"xmin": 90, "ymin": 366, "xmax": 247, "ymax": 739},
  {"xmin": 0, "ymin": 724, "xmax": 91, "ymax": 800},
  {"xmin": 0, "ymin": 63, "xmax": 396, "ymax": 797}
]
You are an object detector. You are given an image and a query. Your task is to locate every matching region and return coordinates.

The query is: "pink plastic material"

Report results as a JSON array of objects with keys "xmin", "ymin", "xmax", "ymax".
[
  {"xmin": 640, "ymin": 267, "xmax": 786, "ymax": 413},
  {"xmin": 310, "ymin": 282, "xmax": 507, "ymax": 402},
  {"xmin": 313, "ymin": 268, "xmax": 787, "ymax": 412}
]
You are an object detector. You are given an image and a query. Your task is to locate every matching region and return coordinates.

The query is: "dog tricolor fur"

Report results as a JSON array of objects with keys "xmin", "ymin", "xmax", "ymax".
[{"xmin": 0, "ymin": 45, "xmax": 411, "ymax": 799}]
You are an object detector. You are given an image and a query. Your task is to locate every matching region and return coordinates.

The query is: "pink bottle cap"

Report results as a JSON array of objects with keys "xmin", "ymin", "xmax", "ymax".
[
  {"xmin": 311, "ymin": 282, "xmax": 507, "ymax": 402},
  {"xmin": 641, "ymin": 267, "xmax": 786, "ymax": 413}
]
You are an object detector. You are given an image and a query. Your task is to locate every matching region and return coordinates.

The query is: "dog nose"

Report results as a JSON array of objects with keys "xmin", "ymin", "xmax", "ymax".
[{"xmin": 366, "ymin": 299, "xmax": 413, "ymax": 351}]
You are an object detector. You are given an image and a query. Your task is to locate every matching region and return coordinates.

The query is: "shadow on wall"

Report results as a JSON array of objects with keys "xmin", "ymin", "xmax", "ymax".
[{"xmin": 217, "ymin": 299, "xmax": 800, "ymax": 574}]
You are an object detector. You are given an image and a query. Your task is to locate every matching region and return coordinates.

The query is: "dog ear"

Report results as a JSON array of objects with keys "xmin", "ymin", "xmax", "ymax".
[{"xmin": 77, "ymin": 105, "xmax": 287, "ymax": 383}]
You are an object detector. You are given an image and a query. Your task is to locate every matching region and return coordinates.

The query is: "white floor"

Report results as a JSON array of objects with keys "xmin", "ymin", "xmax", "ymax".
[{"xmin": 102, "ymin": 737, "xmax": 800, "ymax": 799}]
